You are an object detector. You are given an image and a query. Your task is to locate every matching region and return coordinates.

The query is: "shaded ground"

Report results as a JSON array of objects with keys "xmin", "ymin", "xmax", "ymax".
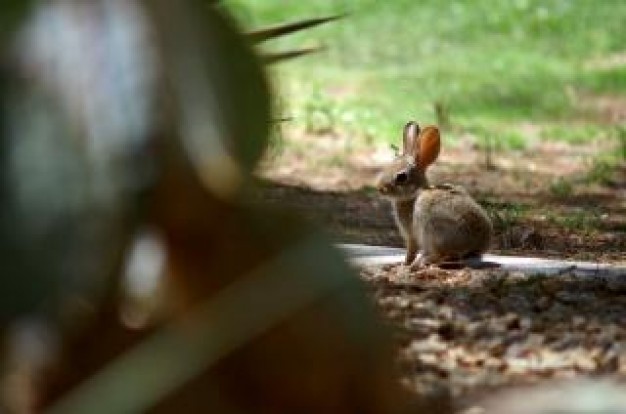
[
  {"xmin": 256, "ymin": 131, "xmax": 626, "ymax": 262},
  {"xmin": 254, "ymin": 131, "xmax": 626, "ymax": 412},
  {"xmin": 362, "ymin": 264, "xmax": 626, "ymax": 412}
]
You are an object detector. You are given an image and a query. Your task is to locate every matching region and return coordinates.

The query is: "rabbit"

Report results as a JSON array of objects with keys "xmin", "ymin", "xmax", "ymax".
[{"xmin": 376, "ymin": 122, "xmax": 492, "ymax": 268}]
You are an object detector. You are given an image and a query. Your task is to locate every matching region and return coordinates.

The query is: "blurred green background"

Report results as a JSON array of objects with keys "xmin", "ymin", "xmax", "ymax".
[{"xmin": 224, "ymin": 0, "xmax": 626, "ymax": 150}]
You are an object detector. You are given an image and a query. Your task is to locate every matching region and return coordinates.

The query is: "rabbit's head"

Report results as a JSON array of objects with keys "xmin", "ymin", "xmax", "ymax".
[{"xmin": 376, "ymin": 122, "xmax": 441, "ymax": 200}]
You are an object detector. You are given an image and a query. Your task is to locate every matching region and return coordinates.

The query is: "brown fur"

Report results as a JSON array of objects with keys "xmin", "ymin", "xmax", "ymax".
[{"xmin": 377, "ymin": 123, "xmax": 492, "ymax": 268}]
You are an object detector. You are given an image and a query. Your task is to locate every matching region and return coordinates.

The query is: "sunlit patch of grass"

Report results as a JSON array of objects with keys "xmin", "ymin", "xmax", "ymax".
[
  {"xmin": 301, "ymin": 91, "xmax": 338, "ymax": 135},
  {"xmin": 540, "ymin": 124, "xmax": 606, "ymax": 144},
  {"xmin": 225, "ymin": 0, "xmax": 626, "ymax": 149},
  {"xmin": 497, "ymin": 130, "xmax": 527, "ymax": 151},
  {"xmin": 576, "ymin": 67, "xmax": 626, "ymax": 95},
  {"xmin": 460, "ymin": 123, "xmax": 531, "ymax": 149}
]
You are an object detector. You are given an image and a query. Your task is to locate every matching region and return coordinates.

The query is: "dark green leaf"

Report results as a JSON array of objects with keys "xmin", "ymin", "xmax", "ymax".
[
  {"xmin": 247, "ymin": 14, "xmax": 345, "ymax": 43},
  {"xmin": 262, "ymin": 46, "xmax": 325, "ymax": 65}
]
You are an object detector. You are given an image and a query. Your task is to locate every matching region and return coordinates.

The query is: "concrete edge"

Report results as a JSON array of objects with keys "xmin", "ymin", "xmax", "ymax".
[{"xmin": 336, "ymin": 243, "xmax": 626, "ymax": 279}]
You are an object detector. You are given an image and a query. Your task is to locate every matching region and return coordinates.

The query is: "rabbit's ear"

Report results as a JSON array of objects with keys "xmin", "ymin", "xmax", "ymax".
[
  {"xmin": 417, "ymin": 126, "xmax": 440, "ymax": 168},
  {"xmin": 403, "ymin": 121, "xmax": 420, "ymax": 154}
]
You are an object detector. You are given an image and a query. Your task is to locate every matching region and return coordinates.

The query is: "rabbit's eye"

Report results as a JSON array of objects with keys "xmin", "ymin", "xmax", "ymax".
[{"xmin": 395, "ymin": 171, "xmax": 408, "ymax": 184}]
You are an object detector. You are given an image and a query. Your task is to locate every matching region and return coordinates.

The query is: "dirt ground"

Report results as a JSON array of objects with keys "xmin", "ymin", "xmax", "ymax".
[
  {"xmin": 258, "ymin": 128, "xmax": 626, "ymax": 262},
  {"xmin": 254, "ymin": 129, "xmax": 626, "ymax": 412}
]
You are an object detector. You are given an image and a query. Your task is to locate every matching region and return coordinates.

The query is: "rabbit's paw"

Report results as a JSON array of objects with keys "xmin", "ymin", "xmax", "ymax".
[{"xmin": 408, "ymin": 252, "xmax": 428, "ymax": 271}]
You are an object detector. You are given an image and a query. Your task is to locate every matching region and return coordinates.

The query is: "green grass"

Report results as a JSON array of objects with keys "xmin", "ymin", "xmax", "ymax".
[
  {"xmin": 484, "ymin": 200, "xmax": 531, "ymax": 229},
  {"xmin": 577, "ymin": 67, "xmax": 626, "ymax": 94},
  {"xmin": 540, "ymin": 124, "xmax": 607, "ymax": 144},
  {"xmin": 224, "ymin": 0, "xmax": 626, "ymax": 148},
  {"xmin": 585, "ymin": 157, "xmax": 618, "ymax": 186},
  {"xmin": 546, "ymin": 208, "xmax": 603, "ymax": 233},
  {"xmin": 549, "ymin": 177, "xmax": 574, "ymax": 198},
  {"xmin": 616, "ymin": 126, "xmax": 626, "ymax": 159}
]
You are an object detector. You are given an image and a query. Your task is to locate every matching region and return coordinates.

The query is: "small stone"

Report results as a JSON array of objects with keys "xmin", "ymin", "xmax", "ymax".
[
  {"xmin": 571, "ymin": 315, "xmax": 586, "ymax": 329},
  {"xmin": 460, "ymin": 406, "xmax": 485, "ymax": 414},
  {"xmin": 573, "ymin": 352, "xmax": 597, "ymax": 372},
  {"xmin": 503, "ymin": 313, "xmax": 521, "ymax": 330},
  {"xmin": 520, "ymin": 317, "xmax": 533, "ymax": 331},
  {"xmin": 407, "ymin": 334, "xmax": 448, "ymax": 353}
]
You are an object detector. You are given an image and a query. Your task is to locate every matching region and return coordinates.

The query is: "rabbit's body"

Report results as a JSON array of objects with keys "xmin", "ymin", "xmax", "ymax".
[
  {"xmin": 415, "ymin": 184, "xmax": 492, "ymax": 264},
  {"xmin": 377, "ymin": 123, "xmax": 492, "ymax": 268}
]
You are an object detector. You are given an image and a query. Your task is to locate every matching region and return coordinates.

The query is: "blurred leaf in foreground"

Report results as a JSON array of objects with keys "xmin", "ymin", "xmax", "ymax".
[{"xmin": 0, "ymin": 1, "xmax": 435, "ymax": 413}]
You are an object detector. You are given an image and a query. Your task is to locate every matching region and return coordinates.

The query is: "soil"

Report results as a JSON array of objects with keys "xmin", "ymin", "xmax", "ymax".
[
  {"xmin": 362, "ymin": 264, "xmax": 626, "ymax": 412},
  {"xmin": 257, "ymin": 129, "xmax": 626, "ymax": 263},
  {"xmin": 254, "ymin": 127, "xmax": 626, "ymax": 412}
]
